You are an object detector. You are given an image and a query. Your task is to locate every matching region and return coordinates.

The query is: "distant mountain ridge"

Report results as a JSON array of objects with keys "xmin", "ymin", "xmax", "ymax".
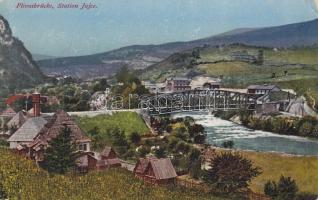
[
  {"xmin": 37, "ymin": 18, "xmax": 318, "ymax": 79},
  {"xmin": 0, "ymin": 15, "xmax": 46, "ymax": 95}
]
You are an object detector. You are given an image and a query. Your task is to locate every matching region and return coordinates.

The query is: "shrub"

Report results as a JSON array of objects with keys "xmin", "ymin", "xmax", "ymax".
[
  {"xmin": 264, "ymin": 176, "xmax": 298, "ymax": 200},
  {"xmin": 312, "ymin": 125, "xmax": 318, "ymax": 137},
  {"xmin": 298, "ymin": 122, "xmax": 313, "ymax": 136},
  {"xmin": 154, "ymin": 146, "xmax": 166, "ymax": 158},
  {"xmin": 277, "ymin": 176, "xmax": 298, "ymax": 200},
  {"xmin": 172, "ymin": 126, "xmax": 189, "ymax": 141},
  {"xmin": 136, "ymin": 146, "xmax": 150, "ymax": 158},
  {"xmin": 0, "ymin": 139, "xmax": 9, "ymax": 147},
  {"xmin": 203, "ymin": 152, "xmax": 261, "ymax": 193},
  {"xmin": 264, "ymin": 181, "xmax": 278, "ymax": 199},
  {"xmin": 175, "ymin": 141, "xmax": 190, "ymax": 154},
  {"xmin": 128, "ymin": 132, "xmax": 141, "ymax": 145}
]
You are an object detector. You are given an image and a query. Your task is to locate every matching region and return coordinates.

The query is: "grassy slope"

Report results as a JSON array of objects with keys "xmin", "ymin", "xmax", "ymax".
[
  {"xmin": 0, "ymin": 149, "xmax": 227, "ymax": 200},
  {"xmin": 237, "ymin": 151, "xmax": 318, "ymax": 194},
  {"xmin": 77, "ymin": 112, "xmax": 149, "ymax": 136},
  {"xmin": 143, "ymin": 45, "xmax": 318, "ymax": 109}
]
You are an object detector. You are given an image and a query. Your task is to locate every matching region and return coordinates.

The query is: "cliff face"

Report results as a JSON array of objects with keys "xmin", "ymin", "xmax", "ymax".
[{"xmin": 0, "ymin": 15, "xmax": 46, "ymax": 95}]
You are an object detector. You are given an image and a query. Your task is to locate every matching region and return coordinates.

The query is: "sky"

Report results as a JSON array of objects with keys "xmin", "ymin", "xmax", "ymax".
[{"xmin": 0, "ymin": 0, "xmax": 317, "ymax": 57}]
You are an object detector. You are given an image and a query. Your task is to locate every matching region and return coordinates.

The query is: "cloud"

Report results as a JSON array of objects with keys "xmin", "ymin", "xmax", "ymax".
[{"xmin": 315, "ymin": 0, "xmax": 318, "ymax": 10}]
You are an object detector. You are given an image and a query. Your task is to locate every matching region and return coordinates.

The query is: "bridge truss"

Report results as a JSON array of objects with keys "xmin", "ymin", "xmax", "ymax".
[{"xmin": 139, "ymin": 89, "xmax": 258, "ymax": 115}]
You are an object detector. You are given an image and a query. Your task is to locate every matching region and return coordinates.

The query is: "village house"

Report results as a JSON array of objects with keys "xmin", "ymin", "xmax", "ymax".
[
  {"xmin": 165, "ymin": 77, "xmax": 191, "ymax": 92},
  {"xmin": 141, "ymin": 81, "xmax": 166, "ymax": 94},
  {"xmin": 190, "ymin": 76, "xmax": 221, "ymax": 90},
  {"xmin": 133, "ymin": 157, "xmax": 177, "ymax": 185},
  {"xmin": 26, "ymin": 109, "xmax": 91, "ymax": 162},
  {"xmin": 255, "ymin": 91, "xmax": 295, "ymax": 115},
  {"xmin": 76, "ymin": 146, "xmax": 121, "ymax": 173},
  {"xmin": 7, "ymin": 117, "xmax": 47, "ymax": 149},
  {"xmin": 247, "ymin": 84, "xmax": 281, "ymax": 95}
]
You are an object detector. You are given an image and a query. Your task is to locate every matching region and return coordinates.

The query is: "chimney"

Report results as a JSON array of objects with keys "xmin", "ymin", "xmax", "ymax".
[{"xmin": 32, "ymin": 92, "xmax": 41, "ymax": 117}]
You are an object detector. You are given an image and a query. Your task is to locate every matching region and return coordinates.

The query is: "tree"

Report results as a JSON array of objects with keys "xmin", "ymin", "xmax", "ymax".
[
  {"xmin": 154, "ymin": 146, "xmax": 166, "ymax": 158},
  {"xmin": 264, "ymin": 176, "xmax": 298, "ymax": 200},
  {"xmin": 277, "ymin": 176, "xmax": 298, "ymax": 200},
  {"xmin": 188, "ymin": 148, "xmax": 202, "ymax": 179},
  {"xmin": 264, "ymin": 181, "xmax": 278, "ymax": 199},
  {"xmin": 41, "ymin": 125, "xmax": 78, "ymax": 174},
  {"xmin": 108, "ymin": 128, "xmax": 128, "ymax": 147},
  {"xmin": 188, "ymin": 124, "xmax": 205, "ymax": 138},
  {"xmin": 136, "ymin": 146, "xmax": 150, "ymax": 158},
  {"xmin": 129, "ymin": 132, "xmax": 141, "ymax": 145},
  {"xmin": 202, "ymin": 152, "xmax": 261, "ymax": 193}
]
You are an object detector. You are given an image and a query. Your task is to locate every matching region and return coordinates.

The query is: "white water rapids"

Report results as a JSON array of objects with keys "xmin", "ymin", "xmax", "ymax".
[{"xmin": 172, "ymin": 112, "xmax": 318, "ymax": 156}]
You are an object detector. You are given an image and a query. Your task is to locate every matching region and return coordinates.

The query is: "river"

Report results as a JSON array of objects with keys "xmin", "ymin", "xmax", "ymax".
[{"xmin": 172, "ymin": 112, "xmax": 318, "ymax": 156}]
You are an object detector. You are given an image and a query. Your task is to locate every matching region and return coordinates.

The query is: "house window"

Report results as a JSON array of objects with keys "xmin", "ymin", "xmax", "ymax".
[{"xmin": 78, "ymin": 143, "xmax": 87, "ymax": 151}]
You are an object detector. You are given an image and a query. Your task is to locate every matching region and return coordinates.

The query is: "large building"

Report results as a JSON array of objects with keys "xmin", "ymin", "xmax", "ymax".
[
  {"xmin": 165, "ymin": 77, "xmax": 191, "ymax": 92},
  {"xmin": 247, "ymin": 84, "xmax": 281, "ymax": 95},
  {"xmin": 26, "ymin": 110, "xmax": 91, "ymax": 162}
]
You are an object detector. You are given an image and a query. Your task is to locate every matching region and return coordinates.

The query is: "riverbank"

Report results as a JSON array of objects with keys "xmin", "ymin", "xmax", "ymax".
[
  {"xmin": 201, "ymin": 146, "xmax": 318, "ymax": 195},
  {"xmin": 214, "ymin": 110, "xmax": 318, "ymax": 141}
]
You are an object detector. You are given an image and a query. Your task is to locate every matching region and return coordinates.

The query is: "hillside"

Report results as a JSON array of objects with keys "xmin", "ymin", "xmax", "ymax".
[
  {"xmin": 0, "ymin": 149, "xmax": 230, "ymax": 200},
  {"xmin": 37, "ymin": 18, "xmax": 318, "ymax": 79},
  {"xmin": 141, "ymin": 44, "xmax": 318, "ymax": 110},
  {"xmin": 0, "ymin": 15, "xmax": 46, "ymax": 96}
]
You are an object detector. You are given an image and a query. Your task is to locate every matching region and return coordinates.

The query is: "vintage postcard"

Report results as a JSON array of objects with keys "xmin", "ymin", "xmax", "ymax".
[{"xmin": 0, "ymin": 0, "xmax": 317, "ymax": 199}]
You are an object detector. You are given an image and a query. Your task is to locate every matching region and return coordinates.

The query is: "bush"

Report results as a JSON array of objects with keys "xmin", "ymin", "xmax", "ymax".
[
  {"xmin": 154, "ymin": 146, "xmax": 166, "ymax": 158},
  {"xmin": 128, "ymin": 132, "xmax": 141, "ymax": 145},
  {"xmin": 203, "ymin": 152, "xmax": 261, "ymax": 193},
  {"xmin": 264, "ymin": 176, "xmax": 298, "ymax": 200},
  {"xmin": 264, "ymin": 181, "xmax": 278, "ymax": 199},
  {"xmin": 172, "ymin": 126, "xmax": 189, "ymax": 141},
  {"xmin": 299, "ymin": 122, "xmax": 313, "ymax": 136},
  {"xmin": 136, "ymin": 146, "xmax": 150, "ymax": 158},
  {"xmin": 0, "ymin": 139, "xmax": 9, "ymax": 147},
  {"xmin": 175, "ymin": 141, "xmax": 190, "ymax": 154}
]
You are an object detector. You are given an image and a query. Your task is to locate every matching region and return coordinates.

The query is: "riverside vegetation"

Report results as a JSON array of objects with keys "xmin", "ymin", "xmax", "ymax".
[{"xmin": 214, "ymin": 110, "xmax": 318, "ymax": 139}]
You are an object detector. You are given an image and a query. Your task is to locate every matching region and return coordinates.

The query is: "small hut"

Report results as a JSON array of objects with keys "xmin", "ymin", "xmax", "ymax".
[{"xmin": 134, "ymin": 157, "xmax": 177, "ymax": 185}]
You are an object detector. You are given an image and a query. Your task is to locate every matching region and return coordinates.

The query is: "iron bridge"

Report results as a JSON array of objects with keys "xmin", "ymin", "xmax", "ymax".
[{"xmin": 139, "ymin": 89, "xmax": 257, "ymax": 115}]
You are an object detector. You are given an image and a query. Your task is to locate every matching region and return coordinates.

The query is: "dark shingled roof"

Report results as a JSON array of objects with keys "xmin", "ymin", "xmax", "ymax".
[
  {"xmin": 7, "ymin": 117, "xmax": 47, "ymax": 142},
  {"xmin": 29, "ymin": 110, "xmax": 91, "ymax": 149},
  {"xmin": 135, "ymin": 157, "xmax": 177, "ymax": 180},
  {"xmin": 6, "ymin": 111, "xmax": 30, "ymax": 128},
  {"xmin": 149, "ymin": 158, "xmax": 177, "ymax": 180},
  {"xmin": 247, "ymin": 84, "xmax": 280, "ymax": 90}
]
